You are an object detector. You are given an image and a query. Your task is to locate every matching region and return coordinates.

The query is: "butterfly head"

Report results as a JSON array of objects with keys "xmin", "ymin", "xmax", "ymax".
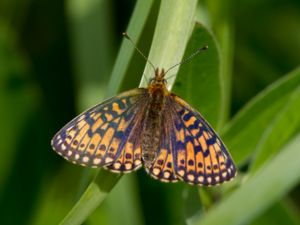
[
  {"xmin": 153, "ymin": 68, "xmax": 166, "ymax": 83},
  {"xmin": 148, "ymin": 68, "xmax": 169, "ymax": 94}
]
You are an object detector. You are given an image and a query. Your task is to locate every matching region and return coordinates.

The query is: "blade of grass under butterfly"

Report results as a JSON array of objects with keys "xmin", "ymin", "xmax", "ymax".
[
  {"xmin": 59, "ymin": 1, "xmax": 198, "ymax": 224},
  {"xmin": 194, "ymin": 132, "xmax": 300, "ymax": 225},
  {"xmin": 140, "ymin": 0, "xmax": 198, "ymax": 88},
  {"xmin": 87, "ymin": 173, "xmax": 144, "ymax": 225},
  {"xmin": 137, "ymin": 3, "xmax": 198, "ymax": 224}
]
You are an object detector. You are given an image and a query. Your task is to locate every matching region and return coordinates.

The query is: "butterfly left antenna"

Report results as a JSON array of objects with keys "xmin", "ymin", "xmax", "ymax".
[{"xmin": 122, "ymin": 32, "xmax": 156, "ymax": 74}]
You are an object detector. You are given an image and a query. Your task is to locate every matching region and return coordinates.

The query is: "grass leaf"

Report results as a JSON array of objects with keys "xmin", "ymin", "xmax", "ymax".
[
  {"xmin": 222, "ymin": 67, "xmax": 300, "ymax": 165},
  {"xmin": 59, "ymin": 170, "xmax": 121, "ymax": 225},
  {"xmin": 250, "ymin": 84, "xmax": 300, "ymax": 174},
  {"xmin": 248, "ymin": 200, "xmax": 300, "ymax": 225},
  {"xmin": 107, "ymin": 0, "xmax": 155, "ymax": 97},
  {"xmin": 194, "ymin": 132, "xmax": 300, "ymax": 225},
  {"xmin": 140, "ymin": 0, "xmax": 198, "ymax": 88}
]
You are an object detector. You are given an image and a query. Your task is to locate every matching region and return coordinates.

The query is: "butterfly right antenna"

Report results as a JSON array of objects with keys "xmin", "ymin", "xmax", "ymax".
[{"xmin": 164, "ymin": 45, "xmax": 208, "ymax": 76}]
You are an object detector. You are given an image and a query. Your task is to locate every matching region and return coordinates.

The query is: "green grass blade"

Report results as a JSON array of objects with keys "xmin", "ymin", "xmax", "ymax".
[
  {"xmin": 250, "ymin": 84, "xmax": 300, "ymax": 174},
  {"xmin": 107, "ymin": 0, "xmax": 155, "ymax": 96},
  {"xmin": 88, "ymin": 174, "xmax": 145, "ymax": 225},
  {"xmin": 140, "ymin": 0, "xmax": 198, "ymax": 88},
  {"xmin": 194, "ymin": 132, "xmax": 300, "ymax": 225},
  {"xmin": 222, "ymin": 67, "xmax": 300, "ymax": 165},
  {"xmin": 59, "ymin": 170, "xmax": 121, "ymax": 225},
  {"xmin": 249, "ymin": 200, "xmax": 300, "ymax": 225}
]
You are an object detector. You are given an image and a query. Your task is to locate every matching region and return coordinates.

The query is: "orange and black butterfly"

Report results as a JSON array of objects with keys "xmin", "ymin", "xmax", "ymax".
[{"xmin": 51, "ymin": 34, "xmax": 237, "ymax": 186}]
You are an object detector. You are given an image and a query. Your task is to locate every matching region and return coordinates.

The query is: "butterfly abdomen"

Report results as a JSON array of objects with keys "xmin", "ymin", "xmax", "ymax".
[{"xmin": 141, "ymin": 86, "xmax": 166, "ymax": 165}]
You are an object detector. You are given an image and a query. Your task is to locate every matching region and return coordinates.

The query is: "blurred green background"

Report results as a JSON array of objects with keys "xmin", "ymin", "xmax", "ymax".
[{"xmin": 1, "ymin": 0, "xmax": 300, "ymax": 225}]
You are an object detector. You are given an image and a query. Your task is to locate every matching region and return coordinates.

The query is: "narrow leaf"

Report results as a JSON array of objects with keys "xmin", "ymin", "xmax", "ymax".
[
  {"xmin": 194, "ymin": 132, "xmax": 300, "ymax": 225},
  {"xmin": 222, "ymin": 67, "xmax": 300, "ymax": 165},
  {"xmin": 107, "ymin": 0, "xmax": 155, "ymax": 96},
  {"xmin": 249, "ymin": 200, "xmax": 300, "ymax": 225},
  {"xmin": 250, "ymin": 85, "xmax": 300, "ymax": 173},
  {"xmin": 60, "ymin": 170, "xmax": 121, "ymax": 225},
  {"xmin": 141, "ymin": 0, "xmax": 198, "ymax": 88}
]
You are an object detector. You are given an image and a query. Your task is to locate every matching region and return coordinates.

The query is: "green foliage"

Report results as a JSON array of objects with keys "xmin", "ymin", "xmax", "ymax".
[
  {"xmin": 173, "ymin": 23, "xmax": 221, "ymax": 128},
  {"xmin": 195, "ymin": 133, "xmax": 300, "ymax": 225},
  {"xmin": 1, "ymin": 1, "xmax": 300, "ymax": 225},
  {"xmin": 223, "ymin": 67, "xmax": 300, "ymax": 166}
]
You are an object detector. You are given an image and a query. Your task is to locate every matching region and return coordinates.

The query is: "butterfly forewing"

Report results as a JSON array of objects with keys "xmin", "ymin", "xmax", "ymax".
[
  {"xmin": 104, "ymin": 103, "xmax": 147, "ymax": 173},
  {"xmin": 51, "ymin": 88, "xmax": 147, "ymax": 170},
  {"xmin": 167, "ymin": 94, "xmax": 236, "ymax": 186}
]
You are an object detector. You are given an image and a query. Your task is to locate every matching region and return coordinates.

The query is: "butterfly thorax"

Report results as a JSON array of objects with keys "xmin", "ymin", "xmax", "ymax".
[{"xmin": 142, "ymin": 68, "xmax": 169, "ymax": 166}]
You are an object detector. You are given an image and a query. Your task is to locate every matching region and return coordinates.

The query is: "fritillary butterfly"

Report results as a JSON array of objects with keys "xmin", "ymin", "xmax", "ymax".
[{"xmin": 51, "ymin": 35, "xmax": 237, "ymax": 186}]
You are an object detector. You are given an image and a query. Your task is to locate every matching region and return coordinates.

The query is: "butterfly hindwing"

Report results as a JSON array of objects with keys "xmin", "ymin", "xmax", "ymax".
[
  {"xmin": 51, "ymin": 88, "xmax": 147, "ymax": 171},
  {"xmin": 144, "ymin": 108, "xmax": 179, "ymax": 182},
  {"xmin": 168, "ymin": 94, "xmax": 236, "ymax": 186}
]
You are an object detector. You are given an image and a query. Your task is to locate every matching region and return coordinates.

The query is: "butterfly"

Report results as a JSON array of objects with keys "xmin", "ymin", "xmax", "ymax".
[{"xmin": 51, "ymin": 65, "xmax": 237, "ymax": 186}]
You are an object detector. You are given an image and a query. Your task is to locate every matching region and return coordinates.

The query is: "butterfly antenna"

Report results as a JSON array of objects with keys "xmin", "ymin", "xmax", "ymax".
[
  {"xmin": 123, "ymin": 32, "xmax": 156, "ymax": 74},
  {"xmin": 164, "ymin": 45, "xmax": 208, "ymax": 76},
  {"xmin": 165, "ymin": 73, "xmax": 177, "ymax": 81}
]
